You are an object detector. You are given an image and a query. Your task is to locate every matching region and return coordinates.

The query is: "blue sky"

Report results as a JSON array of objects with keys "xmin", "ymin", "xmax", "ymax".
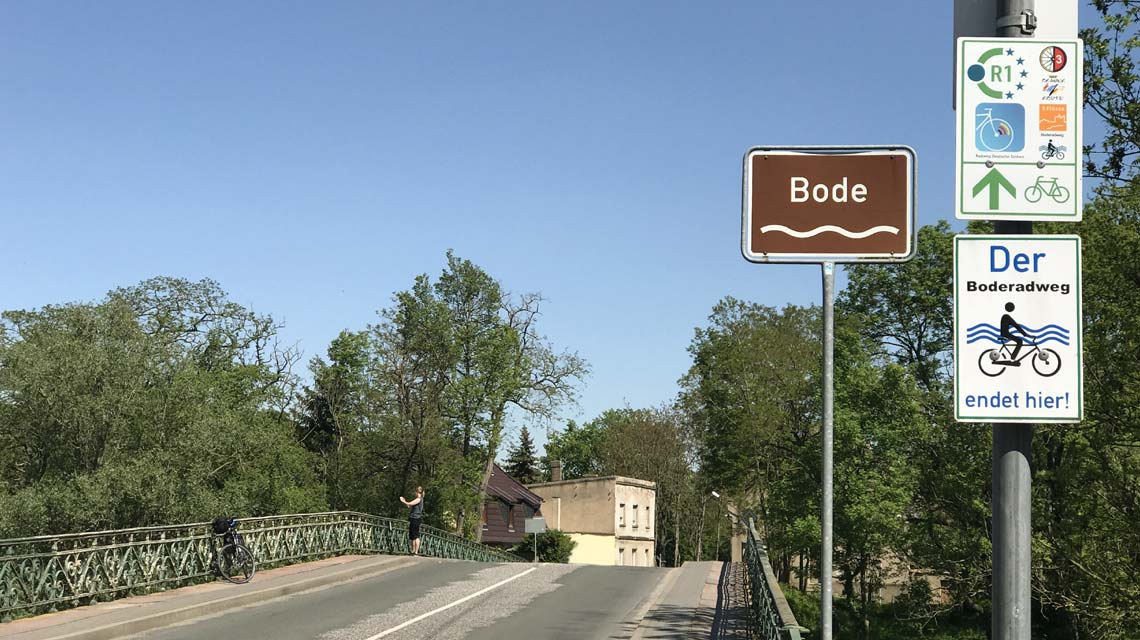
[{"xmin": 1, "ymin": 2, "xmax": 1102, "ymax": 448}]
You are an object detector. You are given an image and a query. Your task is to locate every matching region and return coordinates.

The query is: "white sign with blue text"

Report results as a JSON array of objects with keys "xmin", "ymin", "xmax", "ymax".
[{"xmin": 954, "ymin": 235, "xmax": 1082, "ymax": 423}]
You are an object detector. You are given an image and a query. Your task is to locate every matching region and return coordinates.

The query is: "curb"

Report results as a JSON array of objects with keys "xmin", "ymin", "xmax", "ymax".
[
  {"xmin": 628, "ymin": 566, "xmax": 683, "ymax": 640},
  {"xmin": 43, "ymin": 555, "xmax": 418, "ymax": 640}
]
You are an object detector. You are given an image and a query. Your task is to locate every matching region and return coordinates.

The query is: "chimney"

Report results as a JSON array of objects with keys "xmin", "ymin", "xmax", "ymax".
[{"xmin": 550, "ymin": 460, "xmax": 563, "ymax": 483}]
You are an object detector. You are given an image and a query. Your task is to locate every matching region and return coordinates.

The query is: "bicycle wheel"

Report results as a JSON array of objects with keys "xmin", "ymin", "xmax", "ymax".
[
  {"xmin": 1052, "ymin": 186, "xmax": 1071, "ymax": 204},
  {"xmin": 1024, "ymin": 185, "xmax": 1043, "ymax": 203},
  {"xmin": 980, "ymin": 118, "xmax": 1014, "ymax": 151},
  {"xmin": 218, "ymin": 543, "xmax": 256, "ymax": 584},
  {"xmin": 1054, "ymin": 150, "xmax": 1065, "ymax": 160},
  {"xmin": 1032, "ymin": 349, "xmax": 1062, "ymax": 377},
  {"xmin": 978, "ymin": 350, "xmax": 1006, "ymax": 377}
]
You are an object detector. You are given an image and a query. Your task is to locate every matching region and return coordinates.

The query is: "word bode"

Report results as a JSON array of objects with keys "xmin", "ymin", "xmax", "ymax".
[{"xmin": 789, "ymin": 177, "xmax": 868, "ymax": 204}]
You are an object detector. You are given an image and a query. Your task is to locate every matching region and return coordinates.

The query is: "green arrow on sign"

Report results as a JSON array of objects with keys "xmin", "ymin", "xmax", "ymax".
[{"xmin": 972, "ymin": 168, "xmax": 1016, "ymax": 210}]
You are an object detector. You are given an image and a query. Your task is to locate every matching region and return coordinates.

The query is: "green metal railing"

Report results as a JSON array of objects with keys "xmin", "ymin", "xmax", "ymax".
[
  {"xmin": 0, "ymin": 510, "xmax": 521, "ymax": 621},
  {"xmin": 743, "ymin": 516, "xmax": 807, "ymax": 640}
]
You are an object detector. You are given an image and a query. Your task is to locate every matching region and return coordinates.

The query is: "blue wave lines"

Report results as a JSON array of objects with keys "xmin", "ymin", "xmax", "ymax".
[{"xmin": 965, "ymin": 323, "xmax": 1071, "ymax": 346}]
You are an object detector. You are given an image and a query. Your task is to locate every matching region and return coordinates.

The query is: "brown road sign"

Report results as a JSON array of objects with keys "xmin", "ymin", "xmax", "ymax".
[{"xmin": 741, "ymin": 146, "xmax": 916, "ymax": 263}]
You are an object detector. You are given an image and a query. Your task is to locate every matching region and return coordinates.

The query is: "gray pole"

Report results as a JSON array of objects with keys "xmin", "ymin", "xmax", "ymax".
[
  {"xmin": 820, "ymin": 261, "xmax": 835, "ymax": 640},
  {"xmin": 993, "ymin": 2, "xmax": 1034, "ymax": 639}
]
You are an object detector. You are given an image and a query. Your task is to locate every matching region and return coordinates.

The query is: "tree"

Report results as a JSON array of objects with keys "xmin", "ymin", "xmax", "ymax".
[
  {"xmin": 831, "ymin": 332, "xmax": 925, "ymax": 638},
  {"xmin": 292, "ymin": 252, "xmax": 586, "ymax": 538},
  {"xmin": 1083, "ymin": 1, "xmax": 1140, "ymax": 183},
  {"xmin": 543, "ymin": 420, "xmax": 605, "ymax": 480},
  {"xmin": 840, "ymin": 225, "xmax": 992, "ymax": 616},
  {"xmin": 504, "ymin": 426, "xmax": 540, "ymax": 485},
  {"xmin": 0, "ymin": 278, "xmax": 324, "ymax": 537},
  {"xmin": 367, "ymin": 273, "xmax": 462, "ymax": 523},
  {"xmin": 294, "ymin": 331, "xmax": 372, "ymax": 510},
  {"xmin": 840, "ymin": 222, "xmax": 954, "ymax": 392},
  {"xmin": 594, "ymin": 408, "xmax": 698, "ymax": 568},
  {"xmin": 680, "ymin": 299, "xmax": 821, "ymax": 574}
]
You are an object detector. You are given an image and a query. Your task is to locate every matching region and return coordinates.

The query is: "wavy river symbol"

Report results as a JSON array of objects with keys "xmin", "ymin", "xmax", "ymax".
[{"xmin": 759, "ymin": 225, "xmax": 900, "ymax": 239}]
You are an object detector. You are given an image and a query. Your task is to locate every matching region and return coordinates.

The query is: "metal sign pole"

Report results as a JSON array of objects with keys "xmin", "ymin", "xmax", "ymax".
[
  {"xmin": 993, "ymin": 2, "xmax": 1034, "ymax": 639},
  {"xmin": 740, "ymin": 146, "xmax": 917, "ymax": 640},
  {"xmin": 820, "ymin": 261, "xmax": 835, "ymax": 640}
]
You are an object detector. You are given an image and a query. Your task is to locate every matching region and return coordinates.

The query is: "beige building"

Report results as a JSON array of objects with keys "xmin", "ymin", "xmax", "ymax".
[{"xmin": 528, "ymin": 465, "xmax": 656, "ymax": 566}]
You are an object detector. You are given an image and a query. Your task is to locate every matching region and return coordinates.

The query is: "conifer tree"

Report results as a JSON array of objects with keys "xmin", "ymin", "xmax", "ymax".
[{"xmin": 504, "ymin": 426, "xmax": 540, "ymax": 485}]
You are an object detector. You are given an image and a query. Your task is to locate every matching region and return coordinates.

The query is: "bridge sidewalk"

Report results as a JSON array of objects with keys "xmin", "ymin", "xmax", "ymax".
[
  {"xmin": 2, "ymin": 554, "xmax": 418, "ymax": 640},
  {"xmin": 632, "ymin": 561, "xmax": 748, "ymax": 640}
]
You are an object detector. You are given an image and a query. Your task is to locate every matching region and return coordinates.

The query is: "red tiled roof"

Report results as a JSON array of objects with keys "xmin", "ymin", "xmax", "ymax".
[{"xmin": 488, "ymin": 463, "xmax": 544, "ymax": 509}]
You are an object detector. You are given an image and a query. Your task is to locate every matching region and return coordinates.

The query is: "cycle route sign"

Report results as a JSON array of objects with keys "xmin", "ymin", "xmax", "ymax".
[
  {"xmin": 954, "ymin": 235, "xmax": 1082, "ymax": 423},
  {"xmin": 955, "ymin": 38, "xmax": 1083, "ymax": 221}
]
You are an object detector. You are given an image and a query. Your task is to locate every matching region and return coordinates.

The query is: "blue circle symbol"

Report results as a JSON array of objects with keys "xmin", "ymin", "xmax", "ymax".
[{"xmin": 967, "ymin": 64, "xmax": 986, "ymax": 82}]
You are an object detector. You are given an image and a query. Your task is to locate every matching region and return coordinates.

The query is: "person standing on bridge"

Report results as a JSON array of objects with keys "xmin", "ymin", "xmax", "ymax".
[{"xmin": 400, "ymin": 486, "xmax": 424, "ymax": 556}]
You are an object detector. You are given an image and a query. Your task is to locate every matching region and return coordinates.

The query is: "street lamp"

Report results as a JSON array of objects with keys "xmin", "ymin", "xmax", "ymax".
[
  {"xmin": 710, "ymin": 491, "xmax": 741, "ymax": 562},
  {"xmin": 710, "ymin": 490, "xmax": 740, "ymax": 520}
]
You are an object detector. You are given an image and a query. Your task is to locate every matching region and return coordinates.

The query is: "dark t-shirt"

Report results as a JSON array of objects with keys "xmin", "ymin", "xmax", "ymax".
[{"xmin": 410, "ymin": 497, "xmax": 424, "ymax": 519}]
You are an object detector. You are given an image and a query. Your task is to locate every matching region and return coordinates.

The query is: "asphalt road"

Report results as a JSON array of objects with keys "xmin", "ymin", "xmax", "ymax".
[{"xmin": 129, "ymin": 558, "xmax": 670, "ymax": 640}]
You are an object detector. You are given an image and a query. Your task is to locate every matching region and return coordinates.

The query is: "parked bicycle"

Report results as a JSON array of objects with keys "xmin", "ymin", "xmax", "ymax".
[
  {"xmin": 978, "ymin": 339, "xmax": 1062, "ymax": 377},
  {"xmin": 211, "ymin": 516, "xmax": 257, "ymax": 584},
  {"xmin": 1024, "ymin": 176, "xmax": 1070, "ymax": 204}
]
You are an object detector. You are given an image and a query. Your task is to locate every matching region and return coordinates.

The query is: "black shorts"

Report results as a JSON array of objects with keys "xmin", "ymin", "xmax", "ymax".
[{"xmin": 408, "ymin": 518, "xmax": 421, "ymax": 540}]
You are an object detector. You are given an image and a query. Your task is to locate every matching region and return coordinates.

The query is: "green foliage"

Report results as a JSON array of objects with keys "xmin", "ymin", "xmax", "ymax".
[
  {"xmin": 782, "ymin": 583, "xmax": 986, "ymax": 640},
  {"xmin": 680, "ymin": 300, "xmax": 821, "ymax": 570},
  {"xmin": 511, "ymin": 528, "xmax": 577, "ymax": 563},
  {"xmin": 1013, "ymin": 185, "xmax": 1140, "ymax": 639},
  {"xmin": 1083, "ymin": 0, "xmax": 1140, "ymax": 182},
  {"xmin": 680, "ymin": 299, "xmax": 820, "ymax": 498},
  {"xmin": 841, "ymin": 221, "xmax": 954, "ymax": 390},
  {"xmin": 504, "ymin": 426, "xmax": 540, "ymax": 485},
  {"xmin": 543, "ymin": 419, "xmax": 606, "ymax": 480},
  {"xmin": 291, "ymin": 252, "xmax": 585, "ymax": 538},
  {"xmin": 543, "ymin": 407, "xmax": 699, "ymax": 567},
  {"xmin": 843, "ymin": 223, "xmax": 992, "ymax": 611},
  {"xmin": 0, "ymin": 278, "xmax": 324, "ymax": 537}
]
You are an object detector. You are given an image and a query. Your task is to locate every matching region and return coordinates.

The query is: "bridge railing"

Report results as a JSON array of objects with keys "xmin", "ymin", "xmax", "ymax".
[
  {"xmin": 744, "ymin": 515, "xmax": 808, "ymax": 640},
  {"xmin": 0, "ymin": 510, "xmax": 521, "ymax": 621}
]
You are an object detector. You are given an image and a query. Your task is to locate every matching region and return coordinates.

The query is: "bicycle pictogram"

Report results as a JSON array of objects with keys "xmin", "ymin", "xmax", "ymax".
[
  {"xmin": 1024, "ymin": 176, "xmax": 1070, "ymax": 204},
  {"xmin": 979, "ymin": 339, "xmax": 1062, "ymax": 377},
  {"xmin": 1039, "ymin": 141, "xmax": 1066, "ymax": 161},
  {"xmin": 969, "ymin": 303, "xmax": 1069, "ymax": 378}
]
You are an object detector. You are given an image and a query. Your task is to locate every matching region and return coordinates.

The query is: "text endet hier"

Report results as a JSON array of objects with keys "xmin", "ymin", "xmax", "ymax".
[
  {"xmin": 963, "ymin": 390, "xmax": 1072, "ymax": 410},
  {"xmin": 954, "ymin": 235, "xmax": 1083, "ymax": 423}
]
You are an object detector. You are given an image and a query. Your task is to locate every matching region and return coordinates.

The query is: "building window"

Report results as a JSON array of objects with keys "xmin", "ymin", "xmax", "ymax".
[
  {"xmin": 481, "ymin": 508, "xmax": 488, "ymax": 530},
  {"xmin": 632, "ymin": 504, "xmax": 638, "ymax": 528},
  {"xmin": 507, "ymin": 505, "xmax": 516, "ymax": 531},
  {"xmin": 619, "ymin": 548, "xmax": 625, "ymax": 566},
  {"xmin": 645, "ymin": 549, "xmax": 650, "ymax": 566},
  {"xmin": 619, "ymin": 503, "xmax": 626, "ymax": 527},
  {"xmin": 646, "ymin": 506, "xmax": 651, "ymax": 532}
]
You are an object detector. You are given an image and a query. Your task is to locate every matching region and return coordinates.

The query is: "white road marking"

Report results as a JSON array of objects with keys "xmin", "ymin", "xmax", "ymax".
[{"xmin": 361, "ymin": 566, "xmax": 538, "ymax": 639}]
